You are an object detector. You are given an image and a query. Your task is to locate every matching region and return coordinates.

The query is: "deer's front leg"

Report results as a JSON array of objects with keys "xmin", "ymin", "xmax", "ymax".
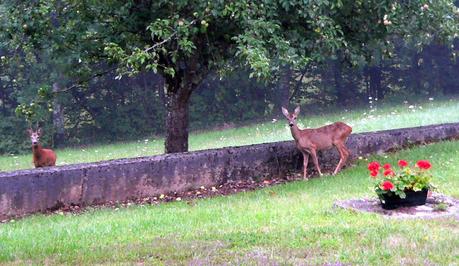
[
  {"xmin": 301, "ymin": 151, "xmax": 309, "ymax": 179},
  {"xmin": 309, "ymin": 149, "xmax": 322, "ymax": 176}
]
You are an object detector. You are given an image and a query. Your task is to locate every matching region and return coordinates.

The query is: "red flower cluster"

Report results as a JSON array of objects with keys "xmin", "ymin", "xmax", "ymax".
[
  {"xmin": 369, "ymin": 159, "xmax": 433, "ymax": 198},
  {"xmin": 381, "ymin": 180, "xmax": 394, "ymax": 191},
  {"xmin": 368, "ymin": 159, "xmax": 432, "ymax": 178},
  {"xmin": 416, "ymin": 160, "xmax": 432, "ymax": 170},
  {"xmin": 398, "ymin": 160, "xmax": 408, "ymax": 168},
  {"xmin": 368, "ymin": 161, "xmax": 380, "ymax": 171},
  {"xmin": 368, "ymin": 161, "xmax": 380, "ymax": 178},
  {"xmin": 383, "ymin": 169, "xmax": 395, "ymax": 176}
]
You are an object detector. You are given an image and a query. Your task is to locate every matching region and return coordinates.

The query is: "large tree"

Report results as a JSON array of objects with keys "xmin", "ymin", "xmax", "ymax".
[{"xmin": 2, "ymin": 0, "xmax": 458, "ymax": 153}]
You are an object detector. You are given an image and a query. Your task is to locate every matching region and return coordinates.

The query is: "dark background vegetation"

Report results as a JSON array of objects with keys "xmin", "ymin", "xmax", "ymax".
[{"xmin": 1, "ymin": 41, "xmax": 459, "ymax": 155}]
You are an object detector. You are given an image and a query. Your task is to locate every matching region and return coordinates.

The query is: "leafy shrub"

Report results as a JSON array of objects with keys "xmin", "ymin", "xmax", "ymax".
[{"xmin": 0, "ymin": 115, "xmax": 30, "ymax": 154}]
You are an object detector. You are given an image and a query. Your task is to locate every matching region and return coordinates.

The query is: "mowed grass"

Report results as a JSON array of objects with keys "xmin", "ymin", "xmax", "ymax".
[
  {"xmin": 1, "ymin": 97, "xmax": 459, "ymax": 172},
  {"xmin": 0, "ymin": 140, "xmax": 458, "ymax": 265}
]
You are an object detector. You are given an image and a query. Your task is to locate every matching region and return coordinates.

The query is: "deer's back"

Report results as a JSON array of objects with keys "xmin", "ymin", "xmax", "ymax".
[{"xmin": 298, "ymin": 122, "xmax": 352, "ymax": 150}]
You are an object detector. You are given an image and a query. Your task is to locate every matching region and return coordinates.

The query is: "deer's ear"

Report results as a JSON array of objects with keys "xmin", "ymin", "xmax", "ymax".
[
  {"xmin": 37, "ymin": 128, "xmax": 42, "ymax": 136},
  {"xmin": 294, "ymin": 106, "xmax": 300, "ymax": 116},
  {"xmin": 27, "ymin": 128, "xmax": 33, "ymax": 135},
  {"xmin": 281, "ymin": 107, "xmax": 289, "ymax": 118}
]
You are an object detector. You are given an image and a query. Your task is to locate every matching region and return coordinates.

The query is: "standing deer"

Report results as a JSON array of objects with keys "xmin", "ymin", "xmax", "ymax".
[
  {"xmin": 282, "ymin": 106, "xmax": 352, "ymax": 178},
  {"xmin": 28, "ymin": 128, "xmax": 57, "ymax": 168}
]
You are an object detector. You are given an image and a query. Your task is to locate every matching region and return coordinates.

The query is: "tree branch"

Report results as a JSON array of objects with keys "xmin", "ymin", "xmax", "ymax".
[
  {"xmin": 144, "ymin": 19, "xmax": 197, "ymax": 53},
  {"xmin": 54, "ymin": 67, "xmax": 117, "ymax": 94}
]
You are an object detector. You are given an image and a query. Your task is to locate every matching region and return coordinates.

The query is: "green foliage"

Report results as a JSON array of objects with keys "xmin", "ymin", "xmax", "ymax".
[
  {"xmin": 15, "ymin": 86, "xmax": 53, "ymax": 124},
  {"xmin": 433, "ymin": 202, "xmax": 448, "ymax": 211},
  {"xmin": 97, "ymin": 0, "xmax": 459, "ymax": 81},
  {"xmin": 0, "ymin": 116, "xmax": 29, "ymax": 155}
]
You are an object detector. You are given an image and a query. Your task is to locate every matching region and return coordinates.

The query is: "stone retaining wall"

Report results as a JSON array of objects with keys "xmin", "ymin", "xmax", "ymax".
[{"xmin": 1, "ymin": 123, "xmax": 459, "ymax": 219}]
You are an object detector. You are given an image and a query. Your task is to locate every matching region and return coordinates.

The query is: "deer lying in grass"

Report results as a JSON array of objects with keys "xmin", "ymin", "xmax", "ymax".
[
  {"xmin": 282, "ymin": 106, "xmax": 352, "ymax": 178},
  {"xmin": 28, "ymin": 128, "xmax": 57, "ymax": 168}
]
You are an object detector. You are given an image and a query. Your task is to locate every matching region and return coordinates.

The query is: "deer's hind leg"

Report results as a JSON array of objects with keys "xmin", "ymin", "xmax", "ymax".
[{"xmin": 333, "ymin": 143, "xmax": 350, "ymax": 175}]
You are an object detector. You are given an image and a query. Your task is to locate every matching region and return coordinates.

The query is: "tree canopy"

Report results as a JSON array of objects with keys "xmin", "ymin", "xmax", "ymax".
[{"xmin": 1, "ymin": 0, "xmax": 458, "ymax": 153}]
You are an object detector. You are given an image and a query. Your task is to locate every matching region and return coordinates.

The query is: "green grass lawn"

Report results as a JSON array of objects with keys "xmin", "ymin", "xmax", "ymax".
[
  {"xmin": 1, "ymin": 97, "xmax": 459, "ymax": 172},
  {"xmin": 0, "ymin": 140, "xmax": 458, "ymax": 265}
]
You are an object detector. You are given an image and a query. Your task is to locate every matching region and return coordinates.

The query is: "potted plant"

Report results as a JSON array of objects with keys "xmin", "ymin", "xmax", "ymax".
[{"xmin": 368, "ymin": 159, "xmax": 434, "ymax": 210}]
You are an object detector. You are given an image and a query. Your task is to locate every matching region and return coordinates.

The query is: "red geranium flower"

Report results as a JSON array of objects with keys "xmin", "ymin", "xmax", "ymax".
[
  {"xmin": 368, "ymin": 161, "xmax": 380, "ymax": 172},
  {"xmin": 381, "ymin": 180, "xmax": 394, "ymax": 191},
  {"xmin": 370, "ymin": 170, "xmax": 378, "ymax": 178},
  {"xmin": 383, "ymin": 163, "xmax": 392, "ymax": 170},
  {"xmin": 398, "ymin": 160, "xmax": 408, "ymax": 168},
  {"xmin": 416, "ymin": 160, "xmax": 432, "ymax": 170},
  {"xmin": 383, "ymin": 169, "xmax": 395, "ymax": 176}
]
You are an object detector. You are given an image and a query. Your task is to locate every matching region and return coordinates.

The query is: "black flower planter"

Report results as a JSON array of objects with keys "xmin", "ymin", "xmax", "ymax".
[{"xmin": 379, "ymin": 189, "xmax": 428, "ymax": 210}]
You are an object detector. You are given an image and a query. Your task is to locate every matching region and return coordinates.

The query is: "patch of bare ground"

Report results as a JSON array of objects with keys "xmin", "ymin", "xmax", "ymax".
[
  {"xmin": 125, "ymin": 238, "xmax": 347, "ymax": 266},
  {"xmin": 189, "ymin": 246, "xmax": 349, "ymax": 266},
  {"xmin": 0, "ymin": 174, "xmax": 322, "ymax": 223},
  {"xmin": 1, "ymin": 174, "xmax": 308, "ymax": 223},
  {"xmin": 90, "ymin": 238, "xmax": 229, "ymax": 265},
  {"xmin": 120, "ymin": 240, "xmax": 334, "ymax": 266},
  {"xmin": 334, "ymin": 192, "xmax": 459, "ymax": 220}
]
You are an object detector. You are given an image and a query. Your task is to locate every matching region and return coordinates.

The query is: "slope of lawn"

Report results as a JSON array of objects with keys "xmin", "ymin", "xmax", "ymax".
[
  {"xmin": 0, "ymin": 140, "xmax": 458, "ymax": 265},
  {"xmin": 1, "ymin": 97, "xmax": 459, "ymax": 172}
]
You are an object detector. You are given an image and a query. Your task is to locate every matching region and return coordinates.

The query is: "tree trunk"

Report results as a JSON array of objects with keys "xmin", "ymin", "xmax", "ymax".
[
  {"xmin": 0, "ymin": 86, "xmax": 5, "ymax": 115},
  {"xmin": 162, "ymin": 53, "xmax": 205, "ymax": 153},
  {"xmin": 368, "ymin": 66, "xmax": 382, "ymax": 99},
  {"xmin": 277, "ymin": 65, "xmax": 291, "ymax": 111},
  {"xmin": 333, "ymin": 59, "xmax": 346, "ymax": 103},
  {"xmin": 410, "ymin": 52, "xmax": 422, "ymax": 91},
  {"xmin": 52, "ymin": 82, "xmax": 65, "ymax": 147},
  {"xmin": 164, "ymin": 81, "xmax": 192, "ymax": 153}
]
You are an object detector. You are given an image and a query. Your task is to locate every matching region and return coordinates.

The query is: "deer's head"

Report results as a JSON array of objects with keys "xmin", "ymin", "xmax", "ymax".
[
  {"xmin": 281, "ymin": 106, "xmax": 300, "ymax": 127},
  {"xmin": 27, "ymin": 128, "xmax": 42, "ymax": 146}
]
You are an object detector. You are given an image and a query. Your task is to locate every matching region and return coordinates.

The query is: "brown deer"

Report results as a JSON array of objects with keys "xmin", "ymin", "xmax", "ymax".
[
  {"xmin": 27, "ymin": 128, "xmax": 57, "ymax": 168},
  {"xmin": 282, "ymin": 106, "xmax": 352, "ymax": 178}
]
